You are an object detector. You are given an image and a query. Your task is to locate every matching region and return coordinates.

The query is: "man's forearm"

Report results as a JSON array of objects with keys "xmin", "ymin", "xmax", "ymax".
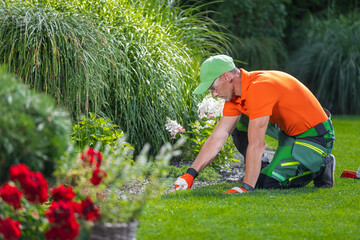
[
  {"xmin": 191, "ymin": 134, "xmax": 228, "ymax": 172},
  {"xmin": 243, "ymin": 143, "xmax": 264, "ymax": 188}
]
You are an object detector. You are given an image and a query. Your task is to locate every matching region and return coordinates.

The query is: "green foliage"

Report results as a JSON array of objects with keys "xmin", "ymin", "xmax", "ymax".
[
  {"xmin": 168, "ymin": 165, "xmax": 221, "ymax": 182},
  {"xmin": 235, "ymin": 37, "xmax": 288, "ymax": 71},
  {"xmin": 209, "ymin": 0, "xmax": 289, "ymax": 39},
  {"xmin": 137, "ymin": 116, "xmax": 360, "ymax": 239},
  {"xmin": 0, "ymin": 0, "xmax": 232, "ymax": 154},
  {"xmin": 286, "ymin": 13, "xmax": 360, "ymax": 114},
  {"xmin": 183, "ymin": 118, "xmax": 240, "ymax": 170},
  {"xmin": 196, "ymin": 0, "xmax": 289, "ymax": 70},
  {"xmin": 0, "ymin": 196, "xmax": 49, "ymax": 239},
  {"xmin": 71, "ymin": 113, "xmax": 134, "ymax": 153},
  {"xmin": 0, "ymin": 68, "xmax": 71, "ymax": 182}
]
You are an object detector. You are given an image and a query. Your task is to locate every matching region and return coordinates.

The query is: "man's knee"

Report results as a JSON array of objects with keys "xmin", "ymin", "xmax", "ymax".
[{"xmin": 256, "ymin": 173, "xmax": 283, "ymax": 189}]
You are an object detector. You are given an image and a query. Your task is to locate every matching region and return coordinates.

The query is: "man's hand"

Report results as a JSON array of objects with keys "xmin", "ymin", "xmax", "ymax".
[
  {"xmin": 174, "ymin": 174, "xmax": 194, "ymax": 190},
  {"xmin": 223, "ymin": 187, "xmax": 248, "ymax": 194},
  {"xmin": 223, "ymin": 183, "xmax": 254, "ymax": 194}
]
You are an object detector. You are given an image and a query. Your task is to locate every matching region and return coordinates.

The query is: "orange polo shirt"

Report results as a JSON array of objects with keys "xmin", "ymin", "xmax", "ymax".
[{"xmin": 223, "ymin": 69, "xmax": 328, "ymax": 136}]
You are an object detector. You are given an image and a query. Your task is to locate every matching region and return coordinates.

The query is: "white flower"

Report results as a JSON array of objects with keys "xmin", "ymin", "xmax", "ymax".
[
  {"xmin": 197, "ymin": 94, "xmax": 225, "ymax": 119},
  {"xmin": 165, "ymin": 117, "xmax": 185, "ymax": 139},
  {"xmin": 204, "ymin": 119, "xmax": 216, "ymax": 128}
]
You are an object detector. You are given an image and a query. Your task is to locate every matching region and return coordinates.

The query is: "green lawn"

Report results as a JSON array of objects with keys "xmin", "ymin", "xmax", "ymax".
[{"xmin": 137, "ymin": 116, "xmax": 360, "ymax": 240}]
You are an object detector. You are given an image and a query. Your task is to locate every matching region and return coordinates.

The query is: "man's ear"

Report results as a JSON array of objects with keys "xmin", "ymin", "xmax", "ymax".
[{"xmin": 224, "ymin": 72, "xmax": 232, "ymax": 82}]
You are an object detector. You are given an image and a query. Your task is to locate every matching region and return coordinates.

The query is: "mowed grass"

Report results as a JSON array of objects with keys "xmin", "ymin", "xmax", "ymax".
[{"xmin": 137, "ymin": 116, "xmax": 360, "ymax": 240}]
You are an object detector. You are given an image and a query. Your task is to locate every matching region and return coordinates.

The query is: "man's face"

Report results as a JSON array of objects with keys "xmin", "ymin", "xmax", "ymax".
[{"xmin": 208, "ymin": 74, "xmax": 233, "ymax": 101}]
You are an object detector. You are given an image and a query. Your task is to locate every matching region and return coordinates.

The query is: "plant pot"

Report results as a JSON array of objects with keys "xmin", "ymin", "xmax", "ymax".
[{"xmin": 90, "ymin": 220, "xmax": 138, "ymax": 240}]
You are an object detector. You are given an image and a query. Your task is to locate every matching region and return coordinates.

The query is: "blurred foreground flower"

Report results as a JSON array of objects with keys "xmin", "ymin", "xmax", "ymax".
[
  {"xmin": 0, "ymin": 217, "xmax": 21, "ymax": 240},
  {"xmin": 0, "ymin": 161, "xmax": 103, "ymax": 240}
]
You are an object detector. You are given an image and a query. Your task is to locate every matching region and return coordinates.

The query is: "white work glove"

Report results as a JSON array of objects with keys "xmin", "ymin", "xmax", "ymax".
[
  {"xmin": 174, "ymin": 173, "xmax": 194, "ymax": 190},
  {"xmin": 223, "ymin": 183, "xmax": 254, "ymax": 194},
  {"xmin": 223, "ymin": 187, "xmax": 248, "ymax": 194}
]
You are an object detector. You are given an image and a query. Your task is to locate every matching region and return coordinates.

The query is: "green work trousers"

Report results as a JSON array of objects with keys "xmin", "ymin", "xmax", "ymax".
[{"xmin": 233, "ymin": 111, "xmax": 335, "ymax": 188}]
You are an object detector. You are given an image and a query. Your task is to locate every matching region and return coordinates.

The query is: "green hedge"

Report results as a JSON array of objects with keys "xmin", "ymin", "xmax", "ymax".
[{"xmin": 286, "ymin": 13, "xmax": 360, "ymax": 114}]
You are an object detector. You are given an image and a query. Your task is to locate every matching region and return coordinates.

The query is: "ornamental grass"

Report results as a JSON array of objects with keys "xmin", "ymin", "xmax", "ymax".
[{"xmin": 0, "ymin": 0, "xmax": 233, "ymax": 154}]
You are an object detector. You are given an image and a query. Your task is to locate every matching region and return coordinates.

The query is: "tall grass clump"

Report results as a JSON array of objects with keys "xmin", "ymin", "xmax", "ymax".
[
  {"xmin": 286, "ymin": 13, "xmax": 360, "ymax": 114},
  {"xmin": 1, "ymin": 0, "xmax": 232, "ymax": 154},
  {"xmin": 0, "ymin": 5, "xmax": 111, "ymax": 118}
]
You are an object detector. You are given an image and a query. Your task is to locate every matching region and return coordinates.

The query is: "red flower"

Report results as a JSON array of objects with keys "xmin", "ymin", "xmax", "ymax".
[
  {"xmin": 46, "ymin": 201, "xmax": 75, "ymax": 224},
  {"xmin": 9, "ymin": 164, "xmax": 31, "ymax": 182},
  {"xmin": 9, "ymin": 164, "xmax": 48, "ymax": 204},
  {"xmin": 80, "ymin": 148, "xmax": 103, "ymax": 168},
  {"xmin": 45, "ymin": 217, "xmax": 79, "ymax": 240},
  {"xmin": 45, "ymin": 216, "xmax": 79, "ymax": 240},
  {"xmin": 0, "ymin": 183, "xmax": 22, "ymax": 210},
  {"xmin": 70, "ymin": 201, "xmax": 83, "ymax": 216},
  {"xmin": 0, "ymin": 217, "xmax": 21, "ymax": 240},
  {"xmin": 45, "ymin": 201, "xmax": 80, "ymax": 240},
  {"xmin": 81, "ymin": 197, "xmax": 101, "ymax": 222},
  {"xmin": 90, "ymin": 168, "xmax": 107, "ymax": 186},
  {"xmin": 51, "ymin": 185, "xmax": 76, "ymax": 201},
  {"xmin": 20, "ymin": 171, "xmax": 48, "ymax": 204}
]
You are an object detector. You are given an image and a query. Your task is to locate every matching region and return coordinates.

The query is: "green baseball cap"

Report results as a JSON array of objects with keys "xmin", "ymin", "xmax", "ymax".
[{"xmin": 193, "ymin": 55, "xmax": 236, "ymax": 94}]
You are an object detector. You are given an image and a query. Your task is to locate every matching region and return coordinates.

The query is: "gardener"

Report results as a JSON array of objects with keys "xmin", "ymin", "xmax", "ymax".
[{"xmin": 174, "ymin": 55, "xmax": 336, "ymax": 193}]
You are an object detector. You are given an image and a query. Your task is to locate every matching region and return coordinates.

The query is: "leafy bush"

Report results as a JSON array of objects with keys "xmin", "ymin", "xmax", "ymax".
[
  {"xmin": 1, "ymin": 0, "xmax": 232, "ymax": 154},
  {"xmin": 286, "ymin": 13, "xmax": 360, "ymax": 114},
  {"xmin": 71, "ymin": 113, "xmax": 134, "ymax": 153},
  {"xmin": 183, "ymin": 118, "xmax": 239, "ymax": 170},
  {"xmin": 166, "ymin": 95, "xmax": 240, "ymax": 170},
  {"xmin": 0, "ymin": 68, "xmax": 71, "ymax": 182},
  {"xmin": 234, "ymin": 37, "xmax": 288, "ymax": 71},
  {"xmin": 209, "ymin": 0, "xmax": 288, "ymax": 39},
  {"xmin": 195, "ymin": 0, "xmax": 289, "ymax": 70}
]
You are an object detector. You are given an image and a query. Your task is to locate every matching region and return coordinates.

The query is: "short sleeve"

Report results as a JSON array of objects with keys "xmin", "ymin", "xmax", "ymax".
[{"xmin": 223, "ymin": 100, "xmax": 242, "ymax": 116}]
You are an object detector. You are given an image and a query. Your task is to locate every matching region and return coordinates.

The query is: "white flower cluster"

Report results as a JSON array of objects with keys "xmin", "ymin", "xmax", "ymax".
[
  {"xmin": 165, "ymin": 117, "xmax": 185, "ymax": 139},
  {"xmin": 197, "ymin": 94, "xmax": 225, "ymax": 119}
]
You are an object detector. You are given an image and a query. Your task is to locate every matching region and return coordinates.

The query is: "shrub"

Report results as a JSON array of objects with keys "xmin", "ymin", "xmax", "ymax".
[
  {"xmin": 166, "ymin": 94, "xmax": 240, "ymax": 170},
  {"xmin": 0, "ymin": 68, "xmax": 71, "ymax": 182},
  {"xmin": 71, "ymin": 113, "xmax": 134, "ymax": 153},
  {"xmin": 286, "ymin": 13, "xmax": 360, "ymax": 114}
]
